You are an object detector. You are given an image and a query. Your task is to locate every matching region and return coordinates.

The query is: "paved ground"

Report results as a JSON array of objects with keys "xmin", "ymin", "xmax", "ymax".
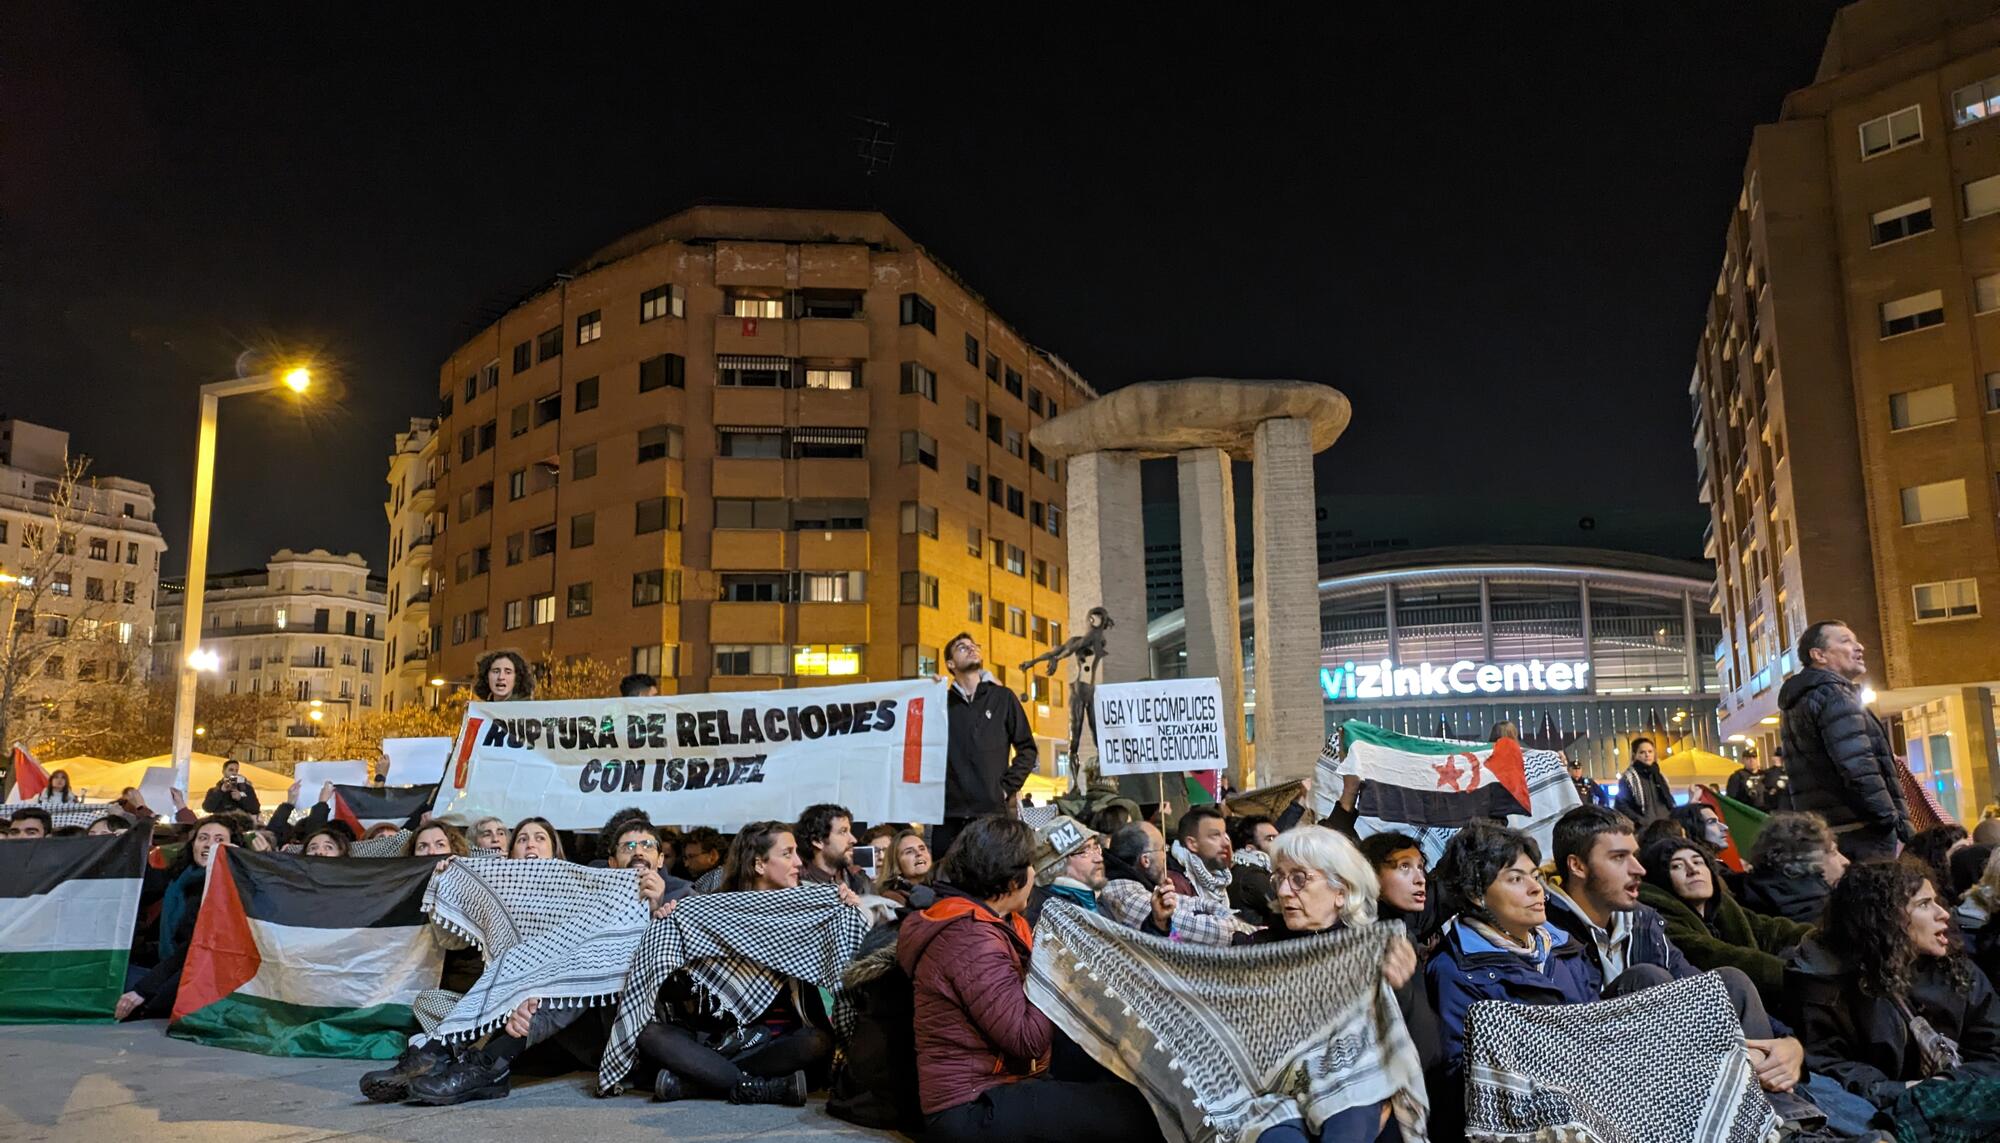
[{"xmin": 0, "ymin": 1023, "xmax": 896, "ymax": 1142}]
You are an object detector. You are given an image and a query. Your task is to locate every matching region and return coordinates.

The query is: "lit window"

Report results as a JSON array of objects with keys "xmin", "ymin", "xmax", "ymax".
[
  {"xmin": 1889, "ymin": 383, "xmax": 1956, "ymax": 429},
  {"xmin": 730, "ymin": 296, "xmax": 786, "ymax": 319},
  {"xmin": 1951, "ymin": 75, "xmax": 2000, "ymax": 127},
  {"xmin": 1913, "ymin": 578, "xmax": 1979, "ymax": 621},
  {"xmin": 576, "ymin": 310, "xmax": 602, "ymax": 345},
  {"xmin": 530, "ymin": 593, "xmax": 556, "ymax": 626},
  {"xmin": 640, "ymin": 284, "xmax": 683, "ymax": 322},
  {"xmin": 1964, "ymin": 174, "xmax": 2000, "ymax": 220},
  {"xmin": 805, "ymin": 367, "xmax": 856, "ymax": 390},
  {"xmin": 1858, "ymin": 105, "xmax": 1922, "ymax": 158},
  {"xmin": 1900, "ymin": 478, "xmax": 1969, "ymax": 525},
  {"xmin": 793, "ymin": 644, "xmax": 863, "ymax": 677}
]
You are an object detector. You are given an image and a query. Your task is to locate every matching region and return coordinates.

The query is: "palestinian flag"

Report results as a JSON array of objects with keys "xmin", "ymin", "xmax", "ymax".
[
  {"xmin": 0, "ymin": 829, "xmax": 147, "ymax": 1023},
  {"xmin": 169, "ymin": 848, "xmax": 442, "ymax": 1058},
  {"xmin": 329, "ymin": 783, "xmax": 436, "ymax": 836},
  {"xmin": 6, "ymin": 743, "xmax": 48, "ymax": 802},
  {"xmin": 1338, "ymin": 720, "xmax": 1532, "ymax": 828},
  {"xmin": 1696, "ymin": 786, "xmax": 1764, "ymax": 873}
]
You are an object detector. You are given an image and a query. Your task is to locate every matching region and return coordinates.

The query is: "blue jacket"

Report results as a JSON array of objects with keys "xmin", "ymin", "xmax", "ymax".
[
  {"xmin": 1426, "ymin": 918, "xmax": 1597, "ymax": 1073},
  {"xmin": 1543, "ymin": 886, "xmax": 1695, "ymax": 999}
]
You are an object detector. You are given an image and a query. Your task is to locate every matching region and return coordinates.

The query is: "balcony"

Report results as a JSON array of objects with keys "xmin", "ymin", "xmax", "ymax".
[
  {"xmin": 713, "ymin": 386, "xmax": 786, "ymax": 427},
  {"xmin": 712, "ymin": 529, "xmax": 785, "ymax": 570},
  {"xmin": 797, "ymin": 601, "xmax": 868, "ymax": 644},
  {"xmin": 795, "ymin": 457, "xmax": 868, "ymax": 498},
  {"xmin": 798, "ymin": 318, "xmax": 869, "ymax": 358},
  {"xmin": 405, "ymin": 589, "xmax": 432, "ymax": 614},
  {"xmin": 713, "ymin": 457, "xmax": 784, "ymax": 499},
  {"xmin": 290, "ymin": 656, "xmax": 334, "ymax": 669},
  {"xmin": 714, "ymin": 315, "xmax": 788, "ymax": 356},
  {"xmin": 710, "ymin": 601, "xmax": 784, "ymax": 644},
  {"xmin": 796, "ymin": 529, "xmax": 869, "ymax": 570}
]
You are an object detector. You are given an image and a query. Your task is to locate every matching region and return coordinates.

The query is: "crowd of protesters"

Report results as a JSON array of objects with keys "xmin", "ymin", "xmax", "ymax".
[{"xmin": 7, "ymin": 627, "xmax": 2000, "ymax": 1141}]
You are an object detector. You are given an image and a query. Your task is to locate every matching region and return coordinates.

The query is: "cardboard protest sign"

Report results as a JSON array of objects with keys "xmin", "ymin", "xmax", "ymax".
[
  {"xmin": 1092, "ymin": 678, "xmax": 1227, "ymax": 777},
  {"xmin": 434, "ymin": 678, "xmax": 947, "ymax": 829}
]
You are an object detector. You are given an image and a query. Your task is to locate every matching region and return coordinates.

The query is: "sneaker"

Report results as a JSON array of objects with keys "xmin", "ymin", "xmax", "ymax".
[
  {"xmin": 405, "ymin": 1051, "xmax": 511, "ymax": 1106},
  {"xmin": 653, "ymin": 1069, "xmax": 691, "ymax": 1103},
  {"xmin": 728, "ymin": 1070, "xmax": 807, "ymax": 1107},
  {"xmin": 359, "ymin": 1041, "xmax": 452, "ymax": 1103}
]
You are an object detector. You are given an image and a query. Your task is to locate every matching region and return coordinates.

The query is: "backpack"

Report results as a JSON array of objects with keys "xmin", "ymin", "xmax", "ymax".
[{"xmin": 826, "ymin": 903, "xmax": 925, "ymax": 1132}]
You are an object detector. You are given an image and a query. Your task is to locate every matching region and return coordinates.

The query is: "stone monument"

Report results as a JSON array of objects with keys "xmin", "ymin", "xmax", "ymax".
[{"xmin": 1030, "ymin": 379, "xmax": 1350, "ymax": 790}]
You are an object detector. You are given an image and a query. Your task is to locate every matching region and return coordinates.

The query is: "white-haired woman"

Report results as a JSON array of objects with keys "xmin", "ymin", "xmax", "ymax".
[{"xmin": 1238, "ymin": 825, "xmax": 1438, "ymax": 1143}]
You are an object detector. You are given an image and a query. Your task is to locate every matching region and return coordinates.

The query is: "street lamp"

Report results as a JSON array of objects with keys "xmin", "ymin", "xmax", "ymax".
[
  {"xmin": 169, "ymin": 364, "xmax": 312, "ymax": 790},
  {"xmin": 429, "ymin": 676, "xmax": 446, "ymax": 709}
]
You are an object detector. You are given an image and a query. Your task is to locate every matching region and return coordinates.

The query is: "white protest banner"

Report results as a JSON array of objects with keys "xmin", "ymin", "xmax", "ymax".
[
  {"xmin": 1092, "ymin": 677, "xmax": 1228, "ymax": 777},
  {"xmin": 382, "ymin": 737, "xmax": 454, "ymax": 784},
  {"xmin": 434, "ymin": 678, "xmax": 947, "ymax": 830},
  {"xmin": 293, "ymin": 760, "xmax": 369, "ymax": 795}
]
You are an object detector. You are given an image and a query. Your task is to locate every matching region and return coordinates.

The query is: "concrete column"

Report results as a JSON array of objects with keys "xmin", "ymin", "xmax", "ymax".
[
  {"xmin": 1176, "ymin": 448, "xmax": 1249, "ymax": 788},
  {"xmin": 1954, "ymin": 687, "xmax": 1997, "ymax": 822},
  {"xmin": 1251, "ymin": 418, "xmax": 1322, "ymax": 785},
  {"xmin": 1064, "ymin": 449, "xmax": 1148, "ymax": 683}
]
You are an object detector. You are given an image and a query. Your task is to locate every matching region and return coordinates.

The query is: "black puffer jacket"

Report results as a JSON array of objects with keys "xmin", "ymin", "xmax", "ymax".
[
  {"xmin": 943, "ymin": 676, "xmax": 1038, "ymax": 818},
  {"xmin": 1779, "ymin": 668, "xmax": 1911, "ymax": 841},
  {"xmin": 1739, "ymin": 867, "xmax": 1833, "ymax": 927}
]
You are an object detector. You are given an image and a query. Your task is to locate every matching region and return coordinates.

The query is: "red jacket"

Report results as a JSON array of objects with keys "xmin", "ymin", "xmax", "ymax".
[{"xmin": 895, "ymin": 887, "xmax": 1051, "ymax": 1114}]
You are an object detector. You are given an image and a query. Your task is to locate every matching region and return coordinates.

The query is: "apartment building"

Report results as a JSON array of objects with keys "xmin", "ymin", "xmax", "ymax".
[
  {"xmin": 381, "ymin": 417, "xmax": 441, "ymax": 711},
  {"xmin": 1692, "ymin": 0, "xmax": 2000, "ymax": 818},
  {"xmin": 411, "ymin": 206, "xmax": 1095, "ymax": 773}
]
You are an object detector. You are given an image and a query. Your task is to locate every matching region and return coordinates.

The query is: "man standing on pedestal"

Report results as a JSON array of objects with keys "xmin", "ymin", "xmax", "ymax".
[
  {"xmin": 933, "ymin": 632, "xmax": 1038, "ymax": 864},
  {"xmin": 1779, "ymin": 620, "xmax": 1910, "ymax": 862}
]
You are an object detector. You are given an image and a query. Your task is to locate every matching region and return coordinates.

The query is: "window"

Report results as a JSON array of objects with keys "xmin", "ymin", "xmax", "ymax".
[
  {"xmin": 640, "ymin": 283, "xmax": 683, "ymax": 322},
  {"xmin": 798, "ymin": 289, "xmax": 863, "ymax": 319},
  {"xmin": 473, "ymin": 482, "xmax": 494, "ymax": 515},
  {"xmin": 1880, "ymin": 290, "xmax": 1945, "ymax": 337},
  {"xmin": 636, "ymin": 496, "xmax": 683, "ymax": 533},
  {"xmin": 1890, "ymin": 383, "xmax": 1956, "ymax": 429},
  {"xmin": 1007, "ymin": 606, "xmax": 1027, "ymax": 637},
  {"xmin": 1951, "ymin": 75, "xmax": 2000, "ymax": 126},
  {"xmin": 534, "ymin": 392, "xmax": 561, "ymax": 427},
  {"xmin": 460, "ymin": 428, "xmax": 476, "ymax": 462},
  {"xmin": 790, "ymin": 426, "xmax": 866, "ymax": 459},
  {"xmin": 986, "ymin": 353, "xmax": 999, "ymax": 381},
  {"xmin": 530, "ymin": 593, "xmax": 556, "ymax": 626},
  {"xmin": 638, "ymin": 424, "xmax": 683, "ymax": 462},
  {"xmin": 1031, "ymin": 501, "xmax": 1045, "ymax": 528},
  {"xmin": 572, "ymin": 443, "xmax": 598, "ymax": 480},
  {"xmin": 1032, "ymin": 615, "xmax": 1048, "ymax": 642},
  {"xmin": 633, "ymin": 569, "xmax": 681, "ymax": 606},
  {"xmin": 991, "ymin": 538, "xmax": 1006, "ymax": 568},
  {"xmin": 1979, "ymin": 273, "xmax": 2000, "ymax": 314},
  {"xmin": 1859, "ymin": 104, "xmax": 1922, "ymax": 158},
  {"xmin": 576, "ymin": 310, "xmax": 602, "ymax": 344},
  {"xmin": 966, "ymin": 397, "xmax": 981, "ymax": 428},
  {"xmin": 968, "ymin": 591, "xmax": 984, "ymax": 623},
  {"xmin": 968, "ymin": 524, "xmax": 983, "ymax": 557},
  {"xmin": 47, "ymin": 572, "xmax": 69, "ymax": 597},
  {"xmin": 536, "ymin": 327, "xmax": 562, "ymax": 362},
  {"xmin": 575, "ymin": 376, "xmax": 599, "ymax": 412},
  {"xmin": 792, "ymin": 499, "xmax": 867, "ymax": 530},
  {"xmin": 987, "ymin": 414, "xmax": 1003, "ymax": 444},
  {"xmin": 1901, "ymin": 478, "xmax": 1970, "ymax": 525},
  {"xmin": 900, "ymin": 572, "xmax": 939, "ymax": 608},
  {"xmin": 1004, "ymin": 367, "xmax": 1024, "ymax": 400},
  {"xmin": 1006, "ymin": 485, "xmax": 1025, "ymax": 517},
  {"xmin": 730, "ymin": 295, "xmax": 786, "ymax": 319},
  {"xmin": 799, "ymin": 571, "xmax": 864, "ymax": 602},
  {"xmin": 1005, "ymin": 428, "xmax": 1024, "ymax": 458},
  {"xmin": 1914, "ymin": 578, "xmax": 1980, "ymax": 621},
  {"xmin": 714, "ymin": 498, "xmax": 788, "ymax": 529},
  {"xmin": 967, "ymin": 462, "xmax": 982, "ymax": 493},
  {"xmin": 714, "ymin": 644, "xmax": 788, "ymax": 676},
  {"xmin": 900, "ymin": 362, "xmax": 937, "ymax": 401},
  {"xmin": 899, "ymin": 293, "xmax": 936, "ymax": 332},
  {"xmin": 1870, "ymin": 198, "xmax": 1933, "ymax": 245},
  {"xmin": 900, "ymin": 502, "xmax": 939, "ymax": 537},
  {"xmin": 988, "ymin": 475, "xmax": 1003, "ymax": 505},
  {"xmin": 463, "ymin": 374, "xmax": 477, "ymax": 403},
  {"xmin": 900, "ymin": 430, "xmax": 939, "ymax": 470},
  {"xmin": 529, "ymin": 524, "xmax": 557, "ymax": 558},
  {"xmin": 1048, "ymin": 505, "xmax": 1062, "ymax": 537},
  {"xmin": 718, "ymin": 355, "xmax": 793, "ymax": 388},
  {"xmin": 508, "ymin": 469, "xmax": 527, "ymax": 500},
  {"xmin": 719, "ymin": 573, "xmax": 786, "ymax": 602},
  {"xmin": 123, "ymin": 582, "xmax": 135, "ymax": 603},
  {"xmin": 1987, "ymin": 372, "xmax": 2000, "ymax": 412},
  {"xmin": 511, "ymin": 403, "xmax": 531, "ymax": 437},
  {"xmin": 503, "ymin": 600, "xmax": 524, "ymax": 631},
  {"xmin": 1005, "ymin": 544, "xmax": 1026, "ymax": 576},
  {"xmin": 1964, "ymin": 174, "xmax": 2000, "ymax": 219},
  {"xmin": 1034, "ymin": 558, "xmax": 1047, "ymax": 586},
  {"xmin": 963, "ymin": 333, "xmax": 980, "ymax": 366},
  {"xmin": 504, "ymin": 533, "xmax": 523, "ymax": 566},
  {"xmin": 481, "ymin": 362, "xmax": 498, "ymax": 392},
  {"xmin": 478, "ymin": 421, "xmax": 497, "ymax": 452},
  {"xmin": 88, "ymin": 537, "xmax": 108, "ymax": 560},
  {"xmin": 902, "ymin": 644, "xmax": 941, "ymax": 678},
  {"xmin": 512, "ymin": 341, "xmax": 532, "ymax": 372},
  {"xmin": 719, "ymin": 429, "xmax": 783, "ymax": 458},
  {"xmin": 793, "ymin": 644, "xmax": 863, "ymax": 677},
  {"xmin": 571, "ymin": 512, "xmax": 596, "ymax": 548},
  {"xmin": 804, "ymin": 366, "xmax": 856, "ymax": 390},
  {"xmin": 638, "ymin": 353, "xmax": 685, "ymax": 392}
]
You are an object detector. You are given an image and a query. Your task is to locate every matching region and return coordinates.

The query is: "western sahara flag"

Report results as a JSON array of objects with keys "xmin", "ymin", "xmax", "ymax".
[
  {"xmin": 169, "ymin": 848, "xmax": 442, "ymax": 1058},
  {"xmin": 329, "ymin": 783, "xmax": 436, "ymax": 836},
  {"xmin": 0, "ymin": 829, "xmax": 146, "ymax": 1023},
  {"xmin": 1338, "ymin": 720, "xmax": 1533, "ymax": 827}
]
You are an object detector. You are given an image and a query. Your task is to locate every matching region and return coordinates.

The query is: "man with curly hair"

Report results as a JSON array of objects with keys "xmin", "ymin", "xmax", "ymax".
[{"xmin": 473, "ymin": 649, "xmax": 535, "ymax": 701}]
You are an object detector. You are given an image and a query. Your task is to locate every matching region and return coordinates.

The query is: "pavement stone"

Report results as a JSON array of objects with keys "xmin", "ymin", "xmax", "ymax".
[{"xmin": 0, "ymin": 1024, "xmax": 898, "ymax": 1142}]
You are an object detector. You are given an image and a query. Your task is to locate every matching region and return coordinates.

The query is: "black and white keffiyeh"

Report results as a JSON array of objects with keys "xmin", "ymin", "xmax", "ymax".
[
  {"xmin": 1027, "ymin": 902, "xmax": 1428, "ymax": 1143},
  {"xmin": 1172, "ymin": 840, "xmax": 1234, "ymax": 904},
  {"xmin": 0, "ymin": 801, "xmax": 118, "ymax": 829},
  {"xmin": 350, "ymin": 828, "xmax": 413, "ymax": 858},
  {"xmin": 597, "ymin": 883, "xmax": 869, "ymax": 1092},
  {"xmin": 418, "ymin": 855, "xmax": 650, "ymax": 1042},
  {"xmin": 1463, "ymin": 971, "xmax": 1779, "ymax": 1143}
]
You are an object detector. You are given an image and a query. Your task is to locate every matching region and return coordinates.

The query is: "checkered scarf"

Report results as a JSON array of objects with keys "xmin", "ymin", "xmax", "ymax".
[
  {"xmin": 0, "ymin": 801, "xmax": 118, "ymax": 829},
  {"xmin": 350, "ymin": 828, "xmax": 412, "ymax": 858},
  {"xmin": 417, "ymin": 855, "xmax": 650, "ymax": 1042},
  {"xmin": 1463, "ymin": 971, "xmax": 1779, "ymax": 1142},
  {"xmin": 1027, "ymin": 902, "xmax": 1428, "ymax": 1143},
  {"xmin": 596, "ymin": 883, "xmax": 869, "ymax": 1092},
  {"xmin": 1172, "ymin": 840, "xmax": 1234, "ymax": 904}
]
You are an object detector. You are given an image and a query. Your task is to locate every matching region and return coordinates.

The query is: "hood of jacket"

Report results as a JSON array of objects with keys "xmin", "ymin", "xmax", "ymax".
[
  {"xmin": 1743, "ymin": 867, "xmax": 1831, "ymax": 918},
  {"xmin": 1786, "ymin": 934, "xmax": 1848, "ymax": 978},
  {"xmin": 1779, "ymin": 666, "xmax": 1851, "ymax": 711},
  {"xmin": 896, "ymin": 882, "xmax": 1028, "ymax": 977}
]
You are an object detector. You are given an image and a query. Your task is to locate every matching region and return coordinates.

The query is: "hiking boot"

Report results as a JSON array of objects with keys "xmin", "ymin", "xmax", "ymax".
[
  {"xmin": 653, "ymin": 1069, "xmax": 691, "ymax": 1102},
  {"xmin": 359, "ymin": 1040, "xmax": 453, "ymax": 1103},
  {"xmin": 728, "ymin": 1070, "xmax": 807, "ymax": 1107},
  {"xmin": 405, "ymin": 1051, "xmax": 511, "ymax": 1106}
]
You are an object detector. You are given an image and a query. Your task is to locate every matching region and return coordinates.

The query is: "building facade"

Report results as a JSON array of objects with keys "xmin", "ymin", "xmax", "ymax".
[
  {"xmin": 156, "ymin": 549, "xmax": 386, "ymax": 761},
  {"xmin": 412, "ymin": 207, "xmax": 1094, "ymax": 773},
  {"xmin": 1692, "ymin": 0, "xmax": 2000, "ymax": 819},
  {"xmin": 0, "ymin": 417, "xmax": 167, "ymax": 701},
  {"xmin": 381, "ymin": 417, "xmax": 441, "ymax": 712},
  {"xmin": 1148, "ymin": 547, "xmax": 1725, "ymax": 781}
]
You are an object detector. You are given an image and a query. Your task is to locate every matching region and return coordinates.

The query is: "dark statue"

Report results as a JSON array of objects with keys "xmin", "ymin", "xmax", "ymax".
[{"xmin": 1021, "ymin": 606, "xmax": 1115, "ymax": 794}]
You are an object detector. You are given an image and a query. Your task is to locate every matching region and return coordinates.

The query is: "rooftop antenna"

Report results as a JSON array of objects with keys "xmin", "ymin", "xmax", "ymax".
[{"xmin": 852, "ymin": 116, "xmax": 896, "ymax": 177}]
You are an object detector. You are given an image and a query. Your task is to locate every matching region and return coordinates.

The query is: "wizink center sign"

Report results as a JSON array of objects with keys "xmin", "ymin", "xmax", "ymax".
[{"xmin": 1320, "ymin": 658, "xmax": 1592, "ymax": 702}]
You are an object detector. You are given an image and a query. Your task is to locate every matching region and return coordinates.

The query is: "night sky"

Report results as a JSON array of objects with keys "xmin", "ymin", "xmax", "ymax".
[{"xmin": 1, "ymin": 4, "xmax": 1849, "ymax": 576}]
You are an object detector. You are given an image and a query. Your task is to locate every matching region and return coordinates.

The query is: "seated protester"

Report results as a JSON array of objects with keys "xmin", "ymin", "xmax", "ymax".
[
  {"xmin": 366, "ymin": 822, "xmax": 403, "ymax": 841},
  {"xmin": 1671, "ymin": 801, "xmax": 1732, "ymax": 856},
  {"xmin": 796, "ymin": 803, "xmax": 871, "ymax": 899},
  {"xmin": 471, "ymin": 816, "xmax": 511, "ymax": 855},
  {"xmin": 1636, "ymin": 835, "xmax": 1812, "ymax": 1003},
  {"xmin": 1741, "ymin": 811, "xmax": 1850, "ymax": 926},
  {"xmin": 1023, "ymin": 816, "xmax": 1105, "ymax": 925},
  {"xmin": 1227, "ymin": 814, "xmax": 1282, "ymax": 929},
  {"xmin": 603, "ymin": 818, "xmax": 693, "ymax": 915},
  {"xmin": 897, "ymin": 815, "xmax": 1161, "ymax": 1143},
  {"xmin": 7, "ymin": 808, "xmax": 52, "ymax": 839},
  {"xmin": 882, "ymin": 828, "xmax": 933, "ymax": 893},
  {"xmin": 509, "ymin": 817, "xmax": 563, "ymax": 860},
  {"xmin": 590, "ymin": 806, "xmax": 653, "ymax": 866},
  {"xmin": 1950, "ymin": 843, "xmax": 1993, "ymax": 906},
  {"xmin": 302, "ymin": 827, "xmax": 352, "ymax": 857},
  {"xmin": 677, "ymin": 827, "xmax": 724, "ymax": 884},
  {"xmin": 634, "ymin": 821, "xmax": 834, "ymax": 1107},
  {"xmin": 1787, "ymin": 858, "xmax": 2000, "ymax": 1114},
  {"xmin": 1098, "ymin": 822, "xmax": 1238, "ymax": 945},
  {"xmin": 863, "ymin": 823, "xmax": 898, "ymax": 870},
  {"xmin": 117, "ymin": 816, "xmax": 241, "ymax": 1019},
  {"xmin": 1910, "ymin": 825, "xmax": 1971, "ymax": 905},
  {"xmin": 1168, "ymin": 804, "xmax": 1236, "ymax": 907},
  {"xmin": 403, "ymin": 822, "xmax": 469, "ymax": 858},
  {"xmin": 87, "ymin": 813, "xmax": 133, "ymax": 836},
  {"xmin": 1358, "ymin": 832, "xmax": 1437, "ymax": 950},
  {"xmin": 1954, "ymin": 847, "xmax": 2000, "ymax": 985},
  {"xmin": 51, "ymin": 825, "xmax": 88, "ymax": 837}
]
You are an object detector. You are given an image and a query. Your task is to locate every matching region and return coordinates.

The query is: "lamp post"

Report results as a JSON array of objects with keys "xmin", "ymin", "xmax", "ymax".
[{"xmin": 169, "ymin": 367, "xmax": 311, "ymax": 791}]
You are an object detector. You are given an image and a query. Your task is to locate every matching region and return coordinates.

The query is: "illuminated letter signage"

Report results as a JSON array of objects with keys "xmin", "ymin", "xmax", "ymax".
[{"xmin": 1319, "ymin": 658, "xmax": 1592, "ymax": 701}]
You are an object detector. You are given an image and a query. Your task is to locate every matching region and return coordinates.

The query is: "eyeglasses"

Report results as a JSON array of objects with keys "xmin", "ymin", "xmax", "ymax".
[
  {"xmin": 620, "ymin": 838, "xmax": 660, "ymax": 851},
  {"xmin": 1275, "ymin": 868, "xmax": 1329, "ymax": 894}
]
